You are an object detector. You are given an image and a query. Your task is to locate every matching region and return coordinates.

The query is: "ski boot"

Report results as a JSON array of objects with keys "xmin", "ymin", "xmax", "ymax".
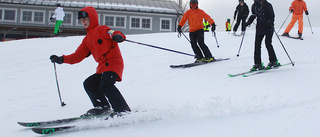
[
  {"xmin": 80, "ymin": 106, "xmax": 112, "ymax": 117},
  {"xmin": 298, "ymin": 31, "xmax": 302, "ymax": 38},
  {"xmin": 204, "ymin": 57, "xmax": 215, "ymax": 63},
  {"xmin": 282, "ymin": 33, "xmax": 289, "ymax": 37},
  {"xmin": 250, "ymin": 63, "xmax": 265, "ymax": 71},
  {"xmin": 266, "ymin": 61, "xmax": 280, "ymax": 69},
  {"xmin": 194, "ymin": 58, "xmax": 205, "ymax": 63}
]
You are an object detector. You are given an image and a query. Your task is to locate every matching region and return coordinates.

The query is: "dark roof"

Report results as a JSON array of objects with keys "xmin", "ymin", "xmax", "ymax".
[{"xmin": 0, "ymin": 0, "xmax": 183, "ymax": 14}]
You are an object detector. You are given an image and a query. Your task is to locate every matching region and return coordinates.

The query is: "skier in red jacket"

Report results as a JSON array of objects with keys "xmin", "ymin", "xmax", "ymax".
[{"xmin": 50, "ymin": 6, "xmax": 131, "ymax": 116}]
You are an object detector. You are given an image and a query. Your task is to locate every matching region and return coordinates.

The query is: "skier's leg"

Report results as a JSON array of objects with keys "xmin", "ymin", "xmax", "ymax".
[
  {"xmin": 100, "ymin": 71, "xmax": 131, "ymax": 112},
  {"xmin": 284, "ymin": 14, "xmax": 298, "ymax": 34},
  {"xmin": 83, "ymin": 74, "xmax": 110, "ymax": 108},
  {"xmin": 233, "ymin": 17, "xmax": 241, "ymax": 32},
  {"xmin": 190, "ymin": 31, "xmax": 203, "ymax": 59},
  {"xmin": 265, "ymin": 33, "xmax": 277, "ymax": 63},
  {"xmin": 54, "ymin": 20, "xmax": 62, "ymax": 34},
  {"xmin": 254, "ymin": 34, "xmax": 264, "ymax": 65},
  {"xmin": 297, "ymin": 15, "xmax": 304, "ymax": 34},
  {"xmin": 241, "ymin": 17, "xmax": 246, "ymax": 32},
  {"xmin": 196, "ymin": 29, "xmax": 213, "ymax": 58}
]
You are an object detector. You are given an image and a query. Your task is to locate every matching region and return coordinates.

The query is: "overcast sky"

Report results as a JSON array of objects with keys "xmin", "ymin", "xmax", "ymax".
[{"xmin": 179, "ymin": 0, "xmax": 319, "ymax": 32}]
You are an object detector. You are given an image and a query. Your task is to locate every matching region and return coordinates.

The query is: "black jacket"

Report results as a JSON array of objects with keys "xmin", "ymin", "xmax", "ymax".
[
  {"xmin": 234, "ymin": 3, "xmax": 249, "ymax": 19},
  {"xmin": 247, "ymin": 0, "xmax": 275, "ymax": 35}
]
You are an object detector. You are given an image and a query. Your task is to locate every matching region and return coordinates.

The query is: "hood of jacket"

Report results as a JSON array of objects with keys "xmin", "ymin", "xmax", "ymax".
[{"xmin": 80, "ymin": 6, "xmax": 99, "ymax": 31}]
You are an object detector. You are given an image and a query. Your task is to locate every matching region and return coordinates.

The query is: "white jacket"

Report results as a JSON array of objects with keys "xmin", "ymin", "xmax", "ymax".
[{"xmin": 52, "ymin": 7, "xmax": 65, "ymax": 21}]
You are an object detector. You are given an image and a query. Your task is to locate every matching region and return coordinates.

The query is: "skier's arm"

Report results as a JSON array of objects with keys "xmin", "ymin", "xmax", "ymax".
[
  {"xmin": 63, "ymin": 37, "xmax": 91, "ymax": 64},
  {"xmin": 178, "ymin": 11, "xmax": 189, "ymax": 27}
]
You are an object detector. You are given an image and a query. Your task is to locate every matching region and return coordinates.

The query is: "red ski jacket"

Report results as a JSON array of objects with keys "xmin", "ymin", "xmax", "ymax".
[{"xmin": 63, "ymin": 6, "xmax": 125, "ymax": 81}]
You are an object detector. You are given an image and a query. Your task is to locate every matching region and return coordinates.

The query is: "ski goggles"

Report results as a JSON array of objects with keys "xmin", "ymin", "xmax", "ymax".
[
  {"xmin": 78, "ymin": 11, "xmax": 89, "ymax": 19},
  {"xmin": 254, "ymin": 0, "xmax": 262, "ymax": 3},
  {"xmin": 190, "ymin": 3, "xmax": 198, "ymax": 9}
]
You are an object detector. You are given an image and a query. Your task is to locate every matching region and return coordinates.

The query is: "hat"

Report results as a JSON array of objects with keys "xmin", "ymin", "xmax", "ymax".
[{"xmin": 190, "ymin": 0, "xmax": 198, "ymax": 4}]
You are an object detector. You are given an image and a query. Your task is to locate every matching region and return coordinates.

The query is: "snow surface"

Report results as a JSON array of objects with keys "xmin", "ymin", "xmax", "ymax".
[{"xmin": 1, "ymin": 27, "xmax": 320, "ymax": 137}]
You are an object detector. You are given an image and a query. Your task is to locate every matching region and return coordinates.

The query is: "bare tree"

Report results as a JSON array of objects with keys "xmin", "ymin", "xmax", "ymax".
[{"xmin": 172, "ymin": 0, "xmax": 190, "ymax": 32}]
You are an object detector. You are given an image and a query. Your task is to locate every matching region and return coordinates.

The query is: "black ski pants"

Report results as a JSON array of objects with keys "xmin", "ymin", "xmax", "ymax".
[
  {"xmin": 83, "ymin": 71, "xmax": 131, "ymax": 112},
  {"xmin": 189, "ymin": 29, "xmax": 213, "ymax": 59},
  {"xmin": 233, "ymin": 17, "xmax": 246, "ymax": 32},
  {"xmin": 254, "ymin": 33, "xmax": 277, "ymax": 65}
]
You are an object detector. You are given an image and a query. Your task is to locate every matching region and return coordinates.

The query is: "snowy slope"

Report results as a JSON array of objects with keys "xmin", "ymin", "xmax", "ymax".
[{"xmin": 1, "ymin": 27, "xmax": 320, "ymax": 137}]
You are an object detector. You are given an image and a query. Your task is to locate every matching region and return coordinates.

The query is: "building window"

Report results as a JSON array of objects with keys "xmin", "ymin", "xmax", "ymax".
[
  {"xmin": 105, "ymin": 16, "xmax": 114, "ymax": 26},
  {"xmin": 103, "ymin": 15, "xmax": 126, "ymax": 28},
  {"xmin": 21, "ymin": 10, "xmax": 45, "ymax": 24},
  {"xmin": 116, "ymin": 17, "xmax": 125, "ymax": 27},
  {"xmin": 63, "ymin": 13, "xmax": 72, "ymax": 25},
  {"xmin": 34, "ymin": 12, "xmax": 44, "ymax": 23},
  {"xmin": 131, "ymin": 18, "xmax": 140, "ymax": 28},
  {"xmin": 3, "ymin": 9, "xmax": 16, "ymax": 21},
  {"xmin": 22, "ymin": 11, "xmax": 32, "ymax": 22},
  {"xmin": 142, "ymin": 18, "xmax": 150, "ymax": 29},
  {"xmin": 160, "ymin": 18, "xmax": 171, "ymax": 31},
  {"xmin": 0, "ymin": 10, "xmax": 2, "ymax": 20},
  {"xmin": 130, "ymin": 16, "xmax": 152, "ymax": 30}
]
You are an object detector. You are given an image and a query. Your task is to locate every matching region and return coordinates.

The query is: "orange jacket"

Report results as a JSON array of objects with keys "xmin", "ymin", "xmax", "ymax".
[
  {"xmin": 63, "ymin": 6, "xmax": 125, "ymax": 81},
  {"xmin": 179, "ymin": 8, "xmax": 215, "ymax": 32},
  {"xmin": 289, "ymin": 0, "xmax": 308, "ymax": 15}
]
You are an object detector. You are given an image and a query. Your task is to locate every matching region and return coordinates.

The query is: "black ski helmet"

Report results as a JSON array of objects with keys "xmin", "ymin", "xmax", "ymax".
[
  {"xmin": 190, "ymin": 0, "xmax": 198, "ymax": 4},
  {"xmin": 56, "ymin": 3, "xmax": 61, "ymax": 7},
  {"xmin": 239, "ymin": 0, "xmax": 244, "ymax": 2}
]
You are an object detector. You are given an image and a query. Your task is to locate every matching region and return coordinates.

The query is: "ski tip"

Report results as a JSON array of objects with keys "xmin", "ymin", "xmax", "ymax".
[
  {"xmin": 242, "ymin": 75, "xmax": 248, "ymax": 77},
  {"xmin": 31, "ymin": 128, "xmax": 54, "ymax": 134},
  {"xmin": 17, "ymin": 122, "xmax": 39, "ymax": 127},
  {"xmin": 228, "ymin": 74, "xmax": 235, "ymax": 77}
]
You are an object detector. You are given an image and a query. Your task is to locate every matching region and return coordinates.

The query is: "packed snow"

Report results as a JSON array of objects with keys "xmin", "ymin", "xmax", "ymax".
[{"xmin": 1, "ymin": 26, "xmax": 320, "ymax": 136}]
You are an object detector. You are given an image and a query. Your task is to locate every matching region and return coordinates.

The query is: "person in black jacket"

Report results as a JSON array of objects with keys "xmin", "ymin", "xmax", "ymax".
[
  {"xmin": 233, "ymin": 0, "xmax": 249, "ymax": 36},
  {"xmin": 245, "ymin": 0, "xmax": 280, "ymax": 71}
]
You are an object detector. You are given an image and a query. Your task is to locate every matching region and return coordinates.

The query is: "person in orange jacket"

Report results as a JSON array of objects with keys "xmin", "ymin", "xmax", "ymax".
[
  {"xmin": 50, "ymin": 6, "xmax": 131, "ymax": 116},
  {"xmin": 177, "ymin": 0, "xmax": 216, "ymax": 63},
  {"xmin": 282, "ymin": 0, "xmax": 309, "ymax": 38}
]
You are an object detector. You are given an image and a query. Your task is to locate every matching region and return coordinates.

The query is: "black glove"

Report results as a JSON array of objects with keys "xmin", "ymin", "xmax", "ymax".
[
  {"xmin": 177, "ymin": 25, "xmax": 182, "ymax": 33},
  {"xmin": 305, "ymin": 11, "xmax": 309, "ymax": 15},
  {"xmin": 50, "ymin": 17, "xmax": 53, "ymax": 20},
  {"xmin": 245, "ymin": 15, "xmax": 256, "ymax": 27},
  {"xmin": 211, "ymin": 23, "xmax": 216, "ymax": 32},
  {"xmin": 112, "ymin": 34, "xmax": 124, "ymax": 43},
  {"xmin": 290, "ymin": 9, "xmax": 293, "ymax": 13},
  {"xmin": 234, "ymin": 16, "xmax": 236, "ymax": 20},
  {"xmin": 244, "ymin": 22, "xmax": 251, "ymax": 27},
  {"xmin": 50, "ymin": 55, "xmax": 64, "ymax": 64}
]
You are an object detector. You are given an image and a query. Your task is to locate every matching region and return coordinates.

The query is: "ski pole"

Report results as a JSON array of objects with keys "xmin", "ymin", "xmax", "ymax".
[
  {"xmin": 178, "ymin": 32, "xmax": 191, "ymax": 43},
  {"xmin": 237, "ymin": 30, "xmax": 246, "ymax": 57},
  {"xmin": 273, "ymin": 29, "xmax": 295, "ymax": 66},
  {"xmin": 212, "ymin": 32, "xmax": 220, "ymax": 48},
  {"xmin": 306, "ymin": 15, "xmax": 313, "ymax": 34},
  {"xmin": 277, "ymin": 12, "xmax": 291, "ymax": 34},
  {"xmin": 53, "ymin": 63, "xmax": 66, "ymax": 107},
  {"xmin": 125, "ymin": 39, "xmax": 194, "ymax": 57}
]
